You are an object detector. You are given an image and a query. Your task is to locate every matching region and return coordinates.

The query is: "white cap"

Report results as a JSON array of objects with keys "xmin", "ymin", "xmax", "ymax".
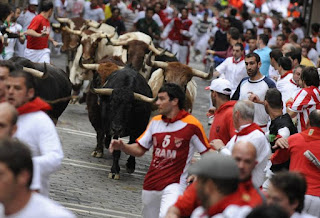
[
  {"xmin": 207, "ymin": 78, "xmax": 232, "ymax": 95},
  {"xmin": 29, "ymin": 0, "xmax": 38, "ymax": 5}
]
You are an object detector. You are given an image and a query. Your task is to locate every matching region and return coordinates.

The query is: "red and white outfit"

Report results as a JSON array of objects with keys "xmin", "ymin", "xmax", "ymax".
[
  {"xmin": 276, "ymin": 70, "xmax": 300, "ymax": 113},
  {"xmin": 215, "ymin": 56, "xmax": 247, "ymax": 95},
  {"xmin": 25, "ymin": 14, "xmax": 51, "ymax": 63},
  {"xmin": 174, "ymin": 179, "xmax": 263, "ymax": 217},
  {"xmin": 220, "ymin": 123, "xmax": 271, "ymax": 187},
  {"xmin": 288, "ymin": 86, "xmax": 320, "ymax": 132},
  {"xmin": 162, "ymin": 17, "xmax": 193, "ymax": 64},
  {"xmin": 137, "ymin": 110, "xmax": 210, "ymax": 218},
  {"xmin": 14, "ymin": 97, "xmax": 64, "ymax": 197},
  {"xmin": 271, "ymin": 127, "xmax": 320, "ymax": 217}
]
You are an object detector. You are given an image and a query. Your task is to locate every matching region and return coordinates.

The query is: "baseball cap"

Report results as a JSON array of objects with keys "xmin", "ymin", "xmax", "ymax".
[
  {"xmin": 205, "ymin": 78, "xmax": 232, "ymax": 95},
  {"xmin": 29, "ymin": 0, "xmax": 38, "ymax": 5},
  {"xmin": 188, "ymin": 152, "xmax": 239, "ymax": 180}
]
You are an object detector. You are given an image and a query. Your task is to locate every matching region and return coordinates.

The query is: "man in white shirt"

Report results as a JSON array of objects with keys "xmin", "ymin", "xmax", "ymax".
[
  {"xmin": 214, "ymin": 43, "xmax": 247, "ymax": 95},
  {"xmin": 232, "ymin": 53, "xmax": 276, "ymax": 131},
  {"xmin": 292, "ymin": 18, "xmax": 305, "ymax": 43},
  {"xmin": 303, "ymin": 37, "xmax": 319, "ymax": 66},
  {"xmin": 5, "ymin": 69, "xmax": 64, "ymax": 197},
  {"xmin": 83, "ymin": 0, "xmax": 105, "ymax": 23},
  {"xmin": 0, "ymin": 139, "xmax": 75, "ymax": 218},
  {"xmin": 269, "ymin": 49, "xmax": 282, "ymax": 81},
  {"xmin": 276, "ymin": 57, "xmax": 300, "ymax": 113},
  {"xmin": 211, "ymin": 100, "xmax": 271, "ymax": 188}
]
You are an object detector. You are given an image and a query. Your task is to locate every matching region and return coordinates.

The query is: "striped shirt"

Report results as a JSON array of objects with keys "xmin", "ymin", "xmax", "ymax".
[
  {"xmin": 137, "ymin": 111, "xmax": 210, "ymax": 191},
  {"xmin": 289, "ymin": 86, "xmax": 320, "ymax": 132}
]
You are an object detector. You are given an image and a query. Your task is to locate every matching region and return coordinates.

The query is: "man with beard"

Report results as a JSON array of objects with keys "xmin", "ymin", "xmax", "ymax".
[
  {"xmin": 110, "ymin": 83, "xmax": 210, "ymax": 218},
  {"xmin": 232, "ymin": 53, "xmax": 276, "ymax": 131},
  {"xmin": 165, "ymin": 141, "xmax": 264, "ymax": 218}
]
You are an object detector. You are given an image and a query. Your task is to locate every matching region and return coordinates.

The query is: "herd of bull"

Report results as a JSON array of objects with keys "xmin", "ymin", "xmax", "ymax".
[{"xmin": 15, "ymin": 16, "xmax": 214, "ymax": 179}]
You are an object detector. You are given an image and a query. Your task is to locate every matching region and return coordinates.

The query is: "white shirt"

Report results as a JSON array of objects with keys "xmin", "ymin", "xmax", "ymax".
[
  {"xmin": 291, "ymin": 212, "xmax": 317, "ymax": 218},
  {"xmin": 276, "ymin": 72, "xmax": 300, "ymax": 113},
  {"xmin": 268, "ymin": 65, "xmax": 279, "ymax": 80},
  {"xmin": 191, "ymin": 205, "xmax": 252, "ymax": 218},
  {"xmin": 17, "ymin": 10, "xmax": 36, "ymax": 32},
  {"xmin": 243, "ymin": 20, "xmax": 254, "ymax": 33},
  {"xmin": 2, "ymin": 23, "xmax": 22, "ymax": 59},
  {"xmin": 307, "ymin": 48, "xmax": 319, "ymax": 66},
  {"xmin": 83, "ymin": 1, "xmax": 105, "ymax": 22},
  {"xmin": 134, "ymin": 11, "xmax": 163, "ymax": 28},
  {"xmin": 14, "ymin": 111, "xmax": 64, "ymax": 197},
  {"xmin": 216, "ymin": 57, "xmax": 247, "ymax": 95},
  {"xmin": 233, "ymin": 76, "xmax": 276, "ymax": 128},
  {"xmin": 221, "ymin": 124, "xmax": 271, "ymax": 187},
  {"xmin": 293, "ymin": 27, "xmax": 305, "ymax": 43},
  {"xmin": 3, "ymin": 192, "xmax": 75, "ymax": 218}
]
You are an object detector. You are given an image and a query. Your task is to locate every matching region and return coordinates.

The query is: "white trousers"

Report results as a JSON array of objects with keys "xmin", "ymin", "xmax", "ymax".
[
  {"xmin": 142, "ymin": 183, "xmax": 184, "ymax": 218},
  {"xmin": 172, "ymin": 43, "xmax": 189, "ymax": 65},
  {"xmin": 24, "ymin": 48, "xmax": 50, "ymax": 63},
  {"xmin": 303, "ymin": 194, "xmax": 320, "ymax": 217}
]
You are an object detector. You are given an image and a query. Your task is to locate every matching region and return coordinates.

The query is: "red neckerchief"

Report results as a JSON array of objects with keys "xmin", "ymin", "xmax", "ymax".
[
  {"xmin": 301, "ymin": 127, "xmax": 320, "ymax": 142},
  {"xmin": 205, "ymin": 190, "xmax": 243, "ymax": 216},
  {"xmin": 28, "ymin": 6, "xmax": 36, "ymax": 13},
  {"xmin": 17, "ymin": 97, "xmax": 52, "ymax": 115},
  {"xmin": 289, "ymin": 79, "xmax": 297, "ymax": 86},
  {"xmin": 280, "ymin": 70, "xmax": 293, "ymax": 79},
  {"xmin": 162, "ymin": 109, "xmax": 189, "ymax": 124},
  {"xmin": 233, "ymin": 56, "xmax": 244, "ymax": 64},
  {"xmin": 235, "ymin": 123, "xmax": 264, "ymax": 141},
  {"xmin": 90, "ymin": 5, "xmax": 100, "ymax": 9}
]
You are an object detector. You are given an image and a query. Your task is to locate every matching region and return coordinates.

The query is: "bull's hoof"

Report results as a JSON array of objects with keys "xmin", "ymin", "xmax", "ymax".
[
  {"xmin": 126, "ymin": 163, "xmax": 135, "ymax": 174},
  {"xmin": 108, "ymin": 172, "xmax": 120, "ymax": 180},
  {"xmin": 91, "ymin": 150, "xmax": 103, "ymax": 158}
]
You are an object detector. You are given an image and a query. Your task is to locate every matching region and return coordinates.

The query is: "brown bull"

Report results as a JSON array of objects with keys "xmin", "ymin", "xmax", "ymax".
[{"xmin": 147, "ymin": 60, "xmax": 213, "ymax": 112}]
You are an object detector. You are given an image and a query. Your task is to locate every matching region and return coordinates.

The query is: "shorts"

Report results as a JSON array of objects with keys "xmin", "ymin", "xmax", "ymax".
[
  {"xmin": 24, "ymin": 48, "xmax": 50, "ymax": 63},
  {"xmin": 142, "ymin": 183, "xmax": 184, "ymax": 218}
]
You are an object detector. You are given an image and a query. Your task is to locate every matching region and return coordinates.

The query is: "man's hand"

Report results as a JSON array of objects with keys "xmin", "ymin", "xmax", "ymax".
[
  {"xmin": 109, "ymin": 139, "xmax": 125, "ymax": 153},
  {"xmin": 206, "ymin": 49, "xmax": 215, "ymax": 55},
  {"xmin": 52, "ymin": 40, "xmax": 60, "ymax": 47},
  {"xmin": 40, "ymin": 29, "xmax": 49, "ymax": 37},
  {"xmin": 210, "ymin": 139, "xmax": 225, "ymax": 151},
  {"xmin": 272, "ymin": 138, "xmax": 289, "ymax": 149},
  {"xmin": 248, "ymin": 92, "xmax": 264, "ymax": 104},
  {"xmin": 165, "ymin": 206, "xmax": 181, "ymax": 218},
  {"xmin": 187, "ymin": 174, "xmax": 197, "ymax": 184}
]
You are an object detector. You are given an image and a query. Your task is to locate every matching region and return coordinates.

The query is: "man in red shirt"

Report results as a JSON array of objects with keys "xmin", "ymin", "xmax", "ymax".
[
  {"xmin": 110, "ymin": 83, "xmax": 210, "ymax": 218},
  {"xmin": 162, "ymin": 8, "xmax": 192, "ymax": 64},
  {"xmin": 271, "ymin": 110, "xmax": 320, "ymax": 217},
  {"xmin": 25, "ymin": 0, "xmax": 59, "ymax": 63},
  {"xmin": 207, "ymin": 78, "xmax": 236, "ymax": 144},
  {"xmin": 166, "ymin": 141, "xmax": 264, "ymax": 217}
]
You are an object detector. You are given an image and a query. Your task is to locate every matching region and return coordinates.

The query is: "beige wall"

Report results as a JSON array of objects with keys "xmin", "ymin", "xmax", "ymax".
[{"xmin": 309, "ymin": 0, "xmax": 320, "ymax": 33}]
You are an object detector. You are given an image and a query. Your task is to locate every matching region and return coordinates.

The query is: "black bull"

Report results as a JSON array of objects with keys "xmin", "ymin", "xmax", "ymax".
[
  {"xmin": 90, "ymin": 66, "xmax": 152, "ymax": 179},
  {"xmin": 10, "ymin": 57, "xmax": 72, "ymax": 123}
]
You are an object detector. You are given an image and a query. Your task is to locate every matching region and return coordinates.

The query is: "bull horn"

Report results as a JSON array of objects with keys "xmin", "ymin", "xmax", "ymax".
[
  {"xmin": 148, "ymin": 44, "xmax": 175, "ymax": 57},
  {"xmin": 133, "ymin": 92, "xmax": 155, "ymax": 103},
  {"xmin": 149, "ymin": 61, "xmax": 168, "ymax": 69},
  {"xmin": 87, "ymin": 20, "xmax": 100, "ymax": 28},
  {"xmin": 106, "ymin": 39, "xmax": 128, "ymax": 46},
  {"xmin": 56, "ymin": 17, "xmax": 71, "ymax": 24},
  {"xmin": 93, "ymin": 88, "xmax": 113, "ymax": 95},
  {"xmin": 82, "ymin": 64, "xmax": 100, "ymax": 70},
  {"xmin": 191, "ymin": 68, "xmax": 213, "ymax": 80},
  {"xmin": 52, "ymin": 23, "xmax": 61, "ymax": 28},
  {"xmin": 23, "ymin": 67, "xmax": 44, "ymax": 78},
  {"xmin": 98, "ymin": 31, "xmax": 115, "ymax": 39},
  {"xmin": 63, "ymin": 26, "xmax": 82, "ymax": 35}
]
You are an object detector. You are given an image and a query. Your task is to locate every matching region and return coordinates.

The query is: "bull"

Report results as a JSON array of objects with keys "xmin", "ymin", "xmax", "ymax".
[
  {"xmin": 147, "ymin": 59, "xmax": 213, "ymax": 112},
  {"xmin": 92, "ymin": 65, "xmax": 154, "ymax": 179},
  {"xmin": 10, "ymin": 57, "xmax": 72, "ymax": 124}
]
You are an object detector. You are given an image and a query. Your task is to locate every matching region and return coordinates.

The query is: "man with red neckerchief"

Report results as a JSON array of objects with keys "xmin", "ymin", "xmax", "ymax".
[
  {"xmin": 165, "ymin": 141, "xmax": 264, "ymax": 218},
  {"xmin": 286, "ymin": 67, "xmax": 320, "ymax": 132},
  {"xmin": 162, "ymin": 8, "xmax": 193, "ymax": 64},
  {"xmin": 271, "ymin": 110, "xmax": 320, "ymax": 217},
  {"xmin": 110, "ymin": 83, "xmax": 210, "ymax": 218},
  {"xmin": 211, "ymin": 43, "xmax": 247, "ymax": 96},
  {"xmin": 276, "ymin": 57, "xmax": 300, "ymax": 114},
  {"xmin": 211, "ymin": 100, "xmax": 271, "ymax": 188},
  {"xmin": 5, "ymin": 69, "xmax": 63, "ymax": 197}
]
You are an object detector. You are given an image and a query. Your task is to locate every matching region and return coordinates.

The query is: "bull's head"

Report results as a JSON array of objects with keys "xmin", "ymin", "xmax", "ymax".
[
  {"xmin": 148, "ymin": 60, "xmax": 213, "ymax": 92},
  {"xmin": 93, "ymin": 88, "xmax": 155, "ymax": 136}
]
